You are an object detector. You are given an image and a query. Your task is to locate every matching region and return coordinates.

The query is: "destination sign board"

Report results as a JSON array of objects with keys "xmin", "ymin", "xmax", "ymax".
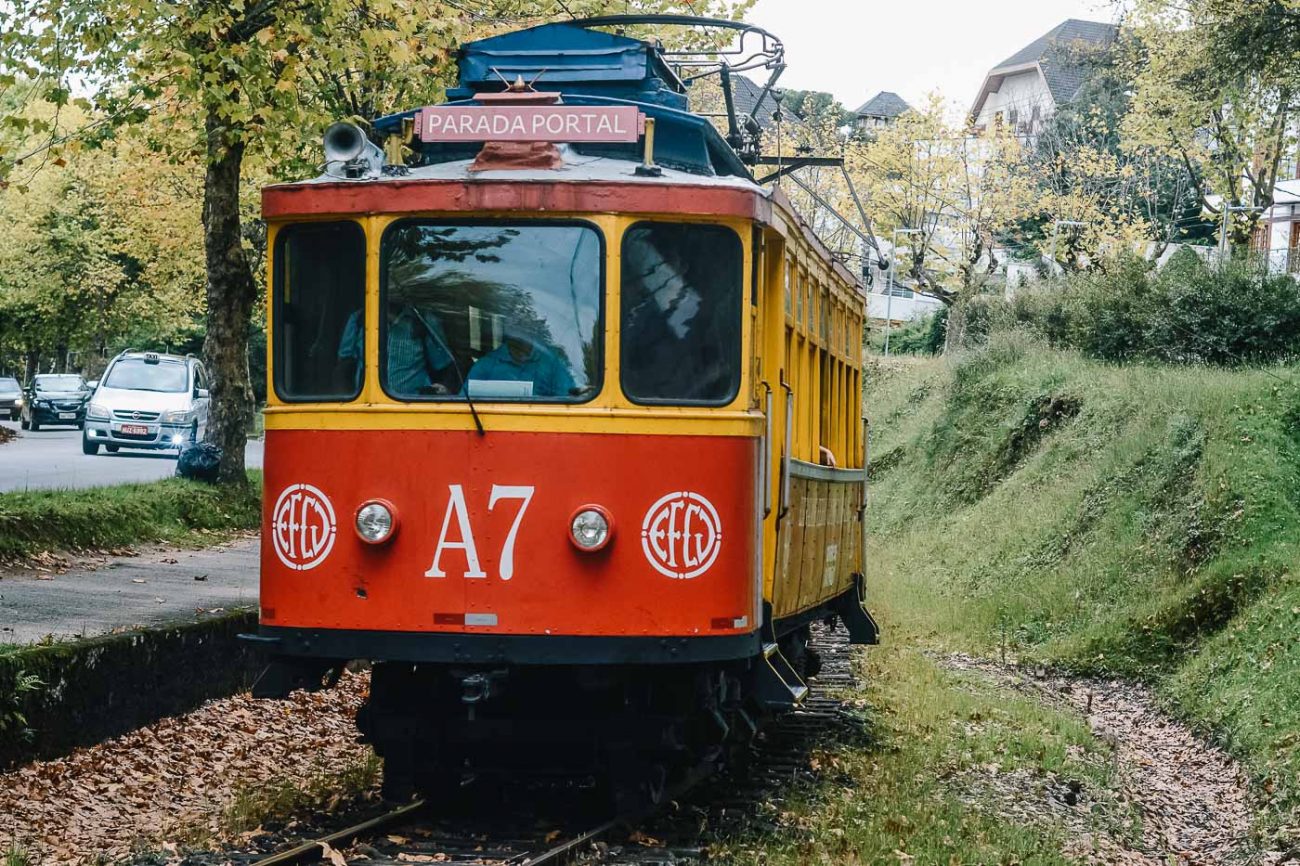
[{"xmin": 416, "ymin": 106, "xmax": 645, "ymax": 143}]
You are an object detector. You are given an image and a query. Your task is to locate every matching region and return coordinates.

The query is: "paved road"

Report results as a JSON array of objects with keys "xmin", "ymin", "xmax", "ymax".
[
  {"xmin": 0, "ymin": 420, "xmax": 264, "ymax": 493},
  {"xmin": 0, "ymin": 538, "xmax": 259, "ymax": 644}
]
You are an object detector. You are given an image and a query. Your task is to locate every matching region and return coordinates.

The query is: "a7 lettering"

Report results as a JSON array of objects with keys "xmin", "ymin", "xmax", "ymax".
[{"xmin": 424, "ymin": 484, "xmax": 535, "ymax": 580}]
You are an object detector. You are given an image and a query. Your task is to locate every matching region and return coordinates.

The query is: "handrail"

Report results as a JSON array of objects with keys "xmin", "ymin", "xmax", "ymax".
[
  {"xmin": 778, "ymin": 372, "xmax": 793, "ymax": 520},
  {"xmin": 761, "ymin": 382, "xmax": 773, "ymax": 518}
]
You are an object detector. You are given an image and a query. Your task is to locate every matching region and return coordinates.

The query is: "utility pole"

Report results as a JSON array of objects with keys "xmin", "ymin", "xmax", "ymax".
[
  {"xmin": 1218, "ymin": 204, "xmax": 1264, "ymax": 267},
  {"xmin": 884, "ymin": 227, "xmax": 923, "ymax": 357}
]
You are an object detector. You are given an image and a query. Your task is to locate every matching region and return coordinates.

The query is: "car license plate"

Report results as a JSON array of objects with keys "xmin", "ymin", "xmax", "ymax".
[
  {"xmin": 120, "ymin": 424, "xmax": 148, "ymax": 436},
  {"xmin": 58, "ymin": 412, "xmax": 76, "ymax": 420}
]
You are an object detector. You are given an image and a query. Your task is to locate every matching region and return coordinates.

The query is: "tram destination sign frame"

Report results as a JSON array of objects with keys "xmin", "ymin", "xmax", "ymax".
[{"xmin": 416, "ymin": 105, "xmax": 645, "ymax": 143}]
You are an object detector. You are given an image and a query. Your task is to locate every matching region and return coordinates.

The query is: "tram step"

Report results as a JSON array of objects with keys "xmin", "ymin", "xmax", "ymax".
[{"xmin": 754, "ymin": 642, "xmax": 809, "ymax": 709}]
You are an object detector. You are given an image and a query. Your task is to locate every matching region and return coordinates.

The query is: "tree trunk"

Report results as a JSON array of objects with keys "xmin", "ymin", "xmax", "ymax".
[
  {"xmin": 201, "ymin": 109, "xmax": 257, "ymax": 486},
  {"xmin": 943, "ymin": 301, "xmax": 966, "ymax": 355}
]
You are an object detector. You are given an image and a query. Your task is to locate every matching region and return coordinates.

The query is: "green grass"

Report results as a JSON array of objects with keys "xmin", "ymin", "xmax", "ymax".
[
  {"xmin": 862, "ymin": 334, "xmax": 1300, "ymax": 835},
  {"xmin": 220, "ymin": 752, "xmax": 381, "ymax": 838},
  {"xmin": 0, "ymin": 472, "xmax": 262, "ymax": 562},
  {"xmin": 3, "ymin": 842, "xmax": 30, "ymax": 866}
]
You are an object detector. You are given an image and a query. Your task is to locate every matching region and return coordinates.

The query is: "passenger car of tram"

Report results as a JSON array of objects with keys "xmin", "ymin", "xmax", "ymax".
[{"xmin": 247, "ymin": 17, "xmax": 878, "ymax": 799}]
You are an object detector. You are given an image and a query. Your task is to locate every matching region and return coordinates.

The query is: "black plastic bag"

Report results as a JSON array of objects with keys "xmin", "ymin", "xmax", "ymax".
[{"xmin": 176, "ymin": 442, "xmax": 223, "ymax": 482}]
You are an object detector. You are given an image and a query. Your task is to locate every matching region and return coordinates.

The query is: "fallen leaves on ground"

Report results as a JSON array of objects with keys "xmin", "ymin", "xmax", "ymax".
[
  {"xmin": 942, "ymin": 654, "xmax": 1295, "ymax": 865},
  {"xmin": 0, "ymin": 670, "xmax": 370, "ymax": 864}
]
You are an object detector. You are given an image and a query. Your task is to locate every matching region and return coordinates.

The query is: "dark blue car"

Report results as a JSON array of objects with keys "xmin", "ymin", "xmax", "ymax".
[{"xmin": 20, "ymin": 374, "xmax": 90, "ymax": 431}]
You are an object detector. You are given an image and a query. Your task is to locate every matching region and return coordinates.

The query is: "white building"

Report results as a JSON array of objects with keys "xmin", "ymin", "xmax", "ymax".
[
  {"xmin": 970, "ymin": 19, "xmax": 1119, "ymax": 137},
  {"xmin": 1260, "ymin": 178, "xmax": 1300, "ymax": 274},
  {"xmin": 866, "ymin": 287, "xmax": 945, "ymax": 325}
]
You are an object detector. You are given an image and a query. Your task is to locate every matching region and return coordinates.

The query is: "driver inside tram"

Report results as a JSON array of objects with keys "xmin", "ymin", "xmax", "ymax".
[{"xmin": 464, "ymin": 321, "xmax": 576, "ymax": 399}]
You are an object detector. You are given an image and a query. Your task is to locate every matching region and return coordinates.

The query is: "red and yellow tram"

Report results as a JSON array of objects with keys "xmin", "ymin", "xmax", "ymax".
[{"xmin": 249, "ymin": 18, "xmax": 876, "ymax": 799}]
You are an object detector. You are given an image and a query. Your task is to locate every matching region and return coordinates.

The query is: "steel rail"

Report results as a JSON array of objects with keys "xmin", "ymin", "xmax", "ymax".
[
  {"xmin": 514, "ymin": 816, "xmax": 625, "ymax": 865},
  {"xmin": 250, "ymin": 799, "xmax": 426, "ymax": 866}
]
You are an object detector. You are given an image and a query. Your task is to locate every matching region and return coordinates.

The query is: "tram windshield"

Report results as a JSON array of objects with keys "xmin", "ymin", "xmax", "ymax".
[{"xmin": 380, "ymin": 222, "xmax": 602, "ymax": 402}]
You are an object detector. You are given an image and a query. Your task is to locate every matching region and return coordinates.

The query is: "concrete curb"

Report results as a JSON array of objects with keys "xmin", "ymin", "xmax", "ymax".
[{"xmin": 0, "ymin": 610, "xmax": 261, "ymax": 769}]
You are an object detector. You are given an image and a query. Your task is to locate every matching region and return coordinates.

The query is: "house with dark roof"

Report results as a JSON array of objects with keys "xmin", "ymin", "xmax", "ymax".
[
  {"xmin": 853, "ymin": 91, "xmax": 911, "ymax": 133},
  {"xmin": 970, "ymin": 19, "xmax": 1118, "ymax": 136}
]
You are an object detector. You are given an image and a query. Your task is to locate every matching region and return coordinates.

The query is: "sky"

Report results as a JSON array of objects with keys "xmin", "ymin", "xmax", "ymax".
[{"xmin": 742, "ymin": 0, "xmax": 1124, "ymax": 117}]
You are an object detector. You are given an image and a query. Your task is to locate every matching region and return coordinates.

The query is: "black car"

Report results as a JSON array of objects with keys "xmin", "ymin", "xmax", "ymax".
[
  {"xmin": 20, "ymin": 374, "xmax": 91, "ymax": 430},
  {"xmin": 0, "ymin": 377, "xmax": 20, "ymax": 421}
]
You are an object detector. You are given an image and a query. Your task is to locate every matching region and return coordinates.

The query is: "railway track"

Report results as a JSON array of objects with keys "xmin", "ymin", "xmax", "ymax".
[{"xmin": 249, "ymin": 626, "xmax": 867, "ymax": 866}]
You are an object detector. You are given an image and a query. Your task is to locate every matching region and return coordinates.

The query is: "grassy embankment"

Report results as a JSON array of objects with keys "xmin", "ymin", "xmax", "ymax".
[
  {"xmin": 0, "ymin": 473, "xmax": 262, "ymax": 563},
  {"xmin": 718, "ymin": 338, "xmax": 1299, "ymax": 863},
  {"xmin": 864, "ymin": 338, "xmax": 1300, "ymax": 829}
]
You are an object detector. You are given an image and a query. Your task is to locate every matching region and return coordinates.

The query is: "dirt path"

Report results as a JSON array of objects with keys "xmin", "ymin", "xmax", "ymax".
[{"xmin": 942, "ymin": 654, "xmax": 1295, "ymax": 866}]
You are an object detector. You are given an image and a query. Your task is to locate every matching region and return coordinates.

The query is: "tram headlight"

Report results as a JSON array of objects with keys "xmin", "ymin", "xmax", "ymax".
[
  {"xmin": 355, "ymin": 500, "xmax": 398, "ymax": 545},
  {"xmin": 569, "ymin": 505, "xmax": 613, "ymax": 552}
]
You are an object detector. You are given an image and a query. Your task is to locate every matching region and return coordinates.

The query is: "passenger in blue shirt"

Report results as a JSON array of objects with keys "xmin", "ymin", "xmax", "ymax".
[
  {"xmin": 465, "ymin": 324, "xmax": 576, "ymax": 399},
  {"xmin": 338, "ymin": 304, "xmax": 457, "ymax": 396}
]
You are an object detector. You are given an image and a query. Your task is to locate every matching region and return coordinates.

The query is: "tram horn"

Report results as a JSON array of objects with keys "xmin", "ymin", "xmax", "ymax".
[{"xmin": 323, "ymin": 121, "xmax": 385, "ymax": 178}]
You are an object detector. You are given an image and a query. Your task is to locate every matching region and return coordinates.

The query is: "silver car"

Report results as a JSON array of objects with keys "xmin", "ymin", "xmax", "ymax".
[{"xmin": 82, "ymin": 351, "xmax": 211, "ymax": 456}]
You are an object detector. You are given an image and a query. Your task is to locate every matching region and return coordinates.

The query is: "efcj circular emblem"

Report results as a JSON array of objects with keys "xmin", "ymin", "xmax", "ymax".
[
  {"xmin": 272, "ymin": 483, "xmax": 337, "ymax": 571},
  {"xmin": 641, "ymin": 491, "xmax": 723, "ymax": 580}
]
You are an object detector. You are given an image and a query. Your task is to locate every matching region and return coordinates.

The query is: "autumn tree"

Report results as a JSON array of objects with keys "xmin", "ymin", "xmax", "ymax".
[
  {"xmin": 1008, "ymin": 36, "xmax": 1206, "ymax": 271},
  {"xmin": 780, "ymin": 89, "xmax": 855, "ymax": 128},
  {"xmin": 949, "ymin": 127, "xmax": 1035, "ymax": 295},
  {"xmin": 1, "ymin": 0, "xmax": 749, "ymax": 484},
  {"xmin": 1124, "ymin": 0, "xmax": 1299, "ymax": 250},
  {"xmin": 844, "ymin": 96, "xmax": 966, "ymax": 302},
  {"xmin": 0, "ymin": 99, "xmax": 209, "ymax": 378}
]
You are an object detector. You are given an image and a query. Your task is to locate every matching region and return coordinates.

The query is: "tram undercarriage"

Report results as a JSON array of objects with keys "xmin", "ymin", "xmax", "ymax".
[{"xmin": 337, "ymin": 593, "xmax": 877, "ymax": 805}]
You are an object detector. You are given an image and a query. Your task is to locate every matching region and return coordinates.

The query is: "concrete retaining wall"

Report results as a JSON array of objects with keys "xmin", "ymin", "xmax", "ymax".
[{"xmin": 0, "ymin": 610, "xmax": 261, "ymax": 769}]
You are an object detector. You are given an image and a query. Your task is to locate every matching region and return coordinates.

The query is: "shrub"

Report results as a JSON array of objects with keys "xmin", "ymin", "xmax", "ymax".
[
  {"xmin": 873, "ymin": 307, "xmax": 948, "ymax": 356},
  {"xmin": 951, "ymin": 254, "xmax": 1300, "ymax": 365}
]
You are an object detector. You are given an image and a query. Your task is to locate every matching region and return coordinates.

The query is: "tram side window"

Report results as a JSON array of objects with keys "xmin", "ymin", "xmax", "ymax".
[
  {"xmin": 380, "ymin": 221, "xmax": 602, "ymax": 402},
  {"xmin": 621, "ymin": 223, "xmax": 743, "ymax": 405},
  {"xmin": 273, "ymin": 222, "xmax": 366, "ymax": 401}
]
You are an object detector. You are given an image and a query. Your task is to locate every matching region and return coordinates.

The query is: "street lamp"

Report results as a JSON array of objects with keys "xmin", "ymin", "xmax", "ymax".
[{"xmin": 884, "ymin": 227, "xmax": 923, "ymax": 357}]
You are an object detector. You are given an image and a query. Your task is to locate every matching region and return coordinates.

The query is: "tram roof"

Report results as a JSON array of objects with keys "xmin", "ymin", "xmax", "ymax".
[
  {"xmin": 269, "ymin": 20, "xmax": 863, "ymax": 294},
  {"xmin": 371, "ymin": 21, "xmax": 750, "ymax": 179}
]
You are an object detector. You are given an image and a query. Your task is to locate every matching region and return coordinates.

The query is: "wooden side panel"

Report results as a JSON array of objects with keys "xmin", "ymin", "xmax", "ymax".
[
  {"xmin": 772, "ymin": 476, "xmax": 806, "ymax": 618},
  {"xmin": 822, "ymin": 485, "xmax": 845, "ymax": 595},
  {"xmin": 772, "ymin": 468, "xmax": 866, "ymax": 622},
  {"xmin": 798, "ymin": 482, "xmax": 828, "ymax": 612}
]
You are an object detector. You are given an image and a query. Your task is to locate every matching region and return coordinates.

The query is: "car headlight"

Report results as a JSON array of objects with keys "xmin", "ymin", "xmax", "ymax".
[
  {"xmin": 569, "ymin": 506, "xmax": 613, "ymax": 552},
  {"xmin": 160, "ymin": 409, "xmax": 195, "ymax": 424},
  {"xmin": 355, "ymin": 500, "xmax": 398, "ymax": 545},
  {"xmin": 13, "ymin": 397, "xmax": 22, "ymax": 406},
  {"xmin": 86, "ymin": 402, "xmax": 110, "ymax": 421}
]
